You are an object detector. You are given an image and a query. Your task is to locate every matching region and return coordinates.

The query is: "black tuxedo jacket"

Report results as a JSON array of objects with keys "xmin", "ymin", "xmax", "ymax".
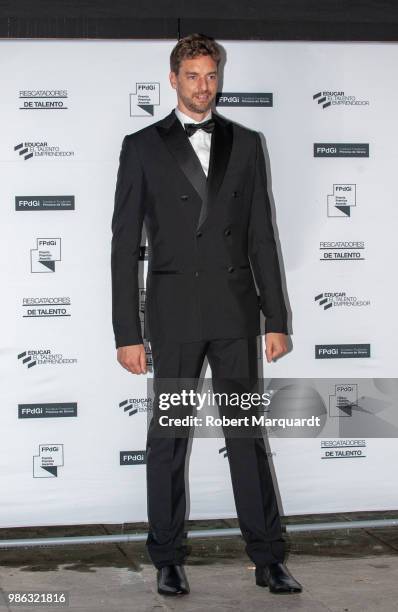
[{"xmin": 111, "ymin": 109, "xmax": 288, "ymax": 348}]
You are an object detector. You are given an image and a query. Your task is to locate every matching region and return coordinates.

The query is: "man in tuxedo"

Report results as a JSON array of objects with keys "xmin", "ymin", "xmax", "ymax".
[{"xmin": 111, "ymin": 33, "xmax": 302, "ymax": 596}]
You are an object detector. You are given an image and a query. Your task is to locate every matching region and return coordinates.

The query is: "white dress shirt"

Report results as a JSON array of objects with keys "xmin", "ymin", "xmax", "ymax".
[{"xmin": 175, "ymin": 106, "xmax": 212, "ymax": 177}]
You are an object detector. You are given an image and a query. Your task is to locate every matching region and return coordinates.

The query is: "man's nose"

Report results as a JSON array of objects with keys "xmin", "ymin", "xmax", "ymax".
[{"xmin": 196, "ymin": 77, "xmax": 208, "ymax": 91}]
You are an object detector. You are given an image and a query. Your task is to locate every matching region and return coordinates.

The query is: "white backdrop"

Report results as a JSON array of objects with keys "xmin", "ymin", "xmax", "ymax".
[{"xmin": 1, "ymin": 40, "xmax": 397, "ymax": 528}]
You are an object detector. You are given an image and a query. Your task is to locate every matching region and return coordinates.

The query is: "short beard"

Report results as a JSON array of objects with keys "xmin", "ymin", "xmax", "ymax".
[{"xmin": 181, "ymin": 93, "xmax": 214, "ymax": 115}]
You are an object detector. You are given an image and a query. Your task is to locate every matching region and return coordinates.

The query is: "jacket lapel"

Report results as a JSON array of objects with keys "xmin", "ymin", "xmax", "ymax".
[
  {"xmin": 156, "ymin": 111, "xmax": 207, "ymax": 202},
  {"xmin": 197, "ymin": 113, "xmax": 233, "ymax": 230},
  {"xmin": 156, "ymin": 109, "xmax": 233, "ymax": 231}
]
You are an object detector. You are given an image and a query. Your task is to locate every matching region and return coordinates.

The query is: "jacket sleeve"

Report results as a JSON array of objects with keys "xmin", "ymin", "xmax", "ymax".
[
  {"xmin": 111, "ymin": 135, "xmax": 146, "ymax": 348},
  {"xmin": 248, "ymin": 132, "xmax": 288, "ymax": 334}
]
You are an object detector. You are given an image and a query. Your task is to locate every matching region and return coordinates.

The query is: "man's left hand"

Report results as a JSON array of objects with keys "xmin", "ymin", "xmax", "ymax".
[{"xmin": 264, "ymin": 332, "xmax": 288, "ymax": 363}]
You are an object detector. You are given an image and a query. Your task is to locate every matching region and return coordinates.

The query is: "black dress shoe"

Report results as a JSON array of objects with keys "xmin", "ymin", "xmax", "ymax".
[
  {"xmin": 255, "ymin": 562, "xmax": 302, "ymax": 593},
  {"xmin": 157, "ymin": 564, "xmax": 190, "ymax": 596}
]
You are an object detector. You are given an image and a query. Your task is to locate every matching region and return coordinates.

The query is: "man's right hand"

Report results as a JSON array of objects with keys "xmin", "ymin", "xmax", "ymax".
[{"xmin": 117, "ymin": 344, "xmax": 147, "ymax": 374}]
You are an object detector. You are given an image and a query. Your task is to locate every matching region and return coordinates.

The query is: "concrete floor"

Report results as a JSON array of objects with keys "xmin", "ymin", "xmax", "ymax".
[{"xmin": 0, "ymin": 512, "xmax": 397, "ymax": 611}]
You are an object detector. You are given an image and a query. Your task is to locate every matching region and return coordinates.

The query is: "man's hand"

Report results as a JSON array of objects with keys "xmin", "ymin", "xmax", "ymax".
[
  {"xmin": 264, "ymin": 332, "xmax": 288, "ymax": 363},
  {"xmin": 117, "ymin": 344, "xmax": 147, "ymax": 374}
]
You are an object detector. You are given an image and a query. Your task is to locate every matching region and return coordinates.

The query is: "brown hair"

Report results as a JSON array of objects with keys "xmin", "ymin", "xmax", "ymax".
[{"xmin": 170, "ymin": 33, "xmax": 221, "ymax": 74}]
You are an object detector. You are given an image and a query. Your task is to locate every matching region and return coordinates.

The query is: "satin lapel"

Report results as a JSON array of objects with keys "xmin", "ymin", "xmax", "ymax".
[
  {"xmin": 156, "ymin": 117, "xmax": 207, "ymax": 202},
  {"xmin": 197, "ymin": 115, "xmax": 233, "ymax": 230}
]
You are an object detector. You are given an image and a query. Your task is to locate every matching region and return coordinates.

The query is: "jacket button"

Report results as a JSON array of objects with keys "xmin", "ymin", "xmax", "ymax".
[
  {"xmin": 227, "ymin": 266, "xmax": 234, "ymax": 273},
  {"xmin": 195, "ymin": 271, "xmax": 199, "ymax": 277},
  {"xmin": 196, "ymin": 230, "xmax": 203, "ymax": 237},
  {"xmin": 232, "ymin": 191, "xmax": 238, "ymax": 198},
  {"xmin": 181, "ymin": 195, "xmax": 188, "ymax": 200},
  {"xmin": 224, "ymin": 228, "xmax": 231, "ymax": 236}
]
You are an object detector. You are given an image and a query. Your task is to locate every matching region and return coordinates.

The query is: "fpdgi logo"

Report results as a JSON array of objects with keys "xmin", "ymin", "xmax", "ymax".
[
  {"xmin": 130, "ymin": 83, "xmax": 160, "ymax": 117},
  {"xmin": 314, "ymin": 143, "xmax": 369, "ymax": 158},
  {"xmin": 16, "ymin": 195, "xmax": 75, "ymax": 211},
  {"xmin": 327, "ymin": 184, "xmax": 356, "ymax": 217},
  {"xmin": 315, "ymin": 344, "xmax": 370, "ymax": 359},
  {"xmin": 19, "ymin": 402, "xmax": 77, "ymax": 419},
  {"xmin": 120, "ymin": 451, "xmax": 147, "ymax": 465},
  {"xmin": 216, "ymin": 92, "xmax": 273, "ymax": 107},
  {"xmin": 30, "ymin": 238, "xmax": 61, "ymax": 272},
  {"xmin": 329, "ymin": 384, "xmax": 358, "ymax": 417},
  {"xmin": 33, "ymin": 444, "xmax": 64, "ymax": 478}
]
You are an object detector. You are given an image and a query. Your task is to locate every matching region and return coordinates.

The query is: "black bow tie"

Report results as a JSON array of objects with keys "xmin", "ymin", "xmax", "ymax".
[{"xmin": 184, "ymin": 118, "xmax": 215, "ymax": 137}]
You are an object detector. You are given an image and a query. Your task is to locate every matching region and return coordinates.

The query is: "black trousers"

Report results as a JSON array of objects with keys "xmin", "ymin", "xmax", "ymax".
[{"xmin": 145, "ymin": 336, "xmax": 286, "ymax": 569}]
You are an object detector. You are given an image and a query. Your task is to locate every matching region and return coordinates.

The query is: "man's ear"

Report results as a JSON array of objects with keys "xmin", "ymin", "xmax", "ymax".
[{"xmin": 169, "ymin": 71, "xmax": 177, "ymax": 89}]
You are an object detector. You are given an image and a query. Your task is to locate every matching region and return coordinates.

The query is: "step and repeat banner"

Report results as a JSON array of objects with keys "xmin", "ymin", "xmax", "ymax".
[{"xmin": 1, "ymin": 40, "xmax": 397, "ymax": 528}]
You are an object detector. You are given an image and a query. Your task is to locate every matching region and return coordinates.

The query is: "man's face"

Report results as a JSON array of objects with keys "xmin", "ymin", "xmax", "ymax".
[{"xmin": 169, "ymin": 54, "xmax": 218, "ymax": 115}]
